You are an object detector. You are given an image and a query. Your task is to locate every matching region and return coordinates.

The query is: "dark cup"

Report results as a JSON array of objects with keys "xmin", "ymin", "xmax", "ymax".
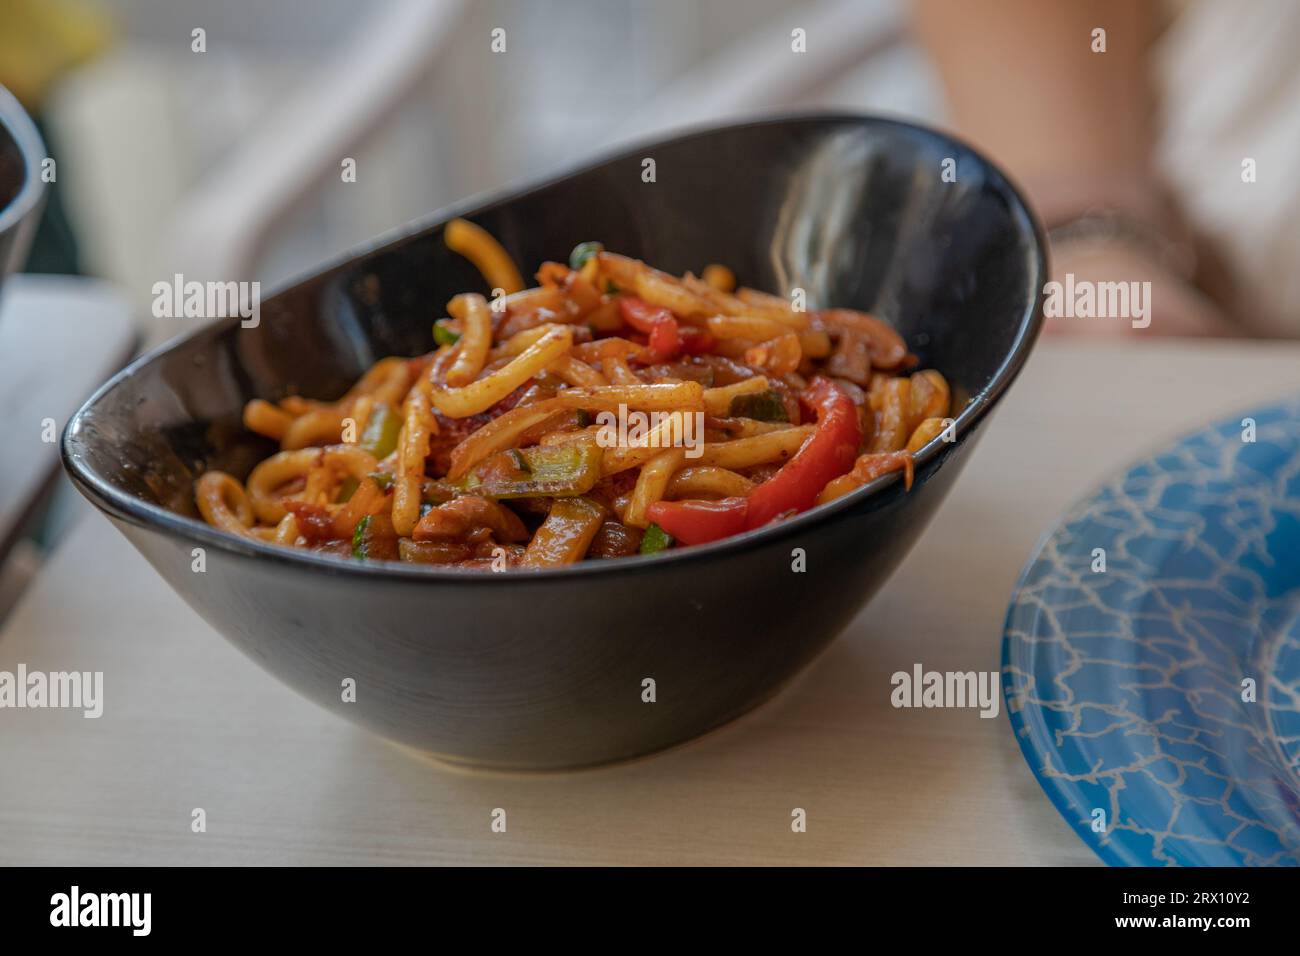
[{"xmin": 0, "ymin": 85, "xmax": 46, "ymax": 293}]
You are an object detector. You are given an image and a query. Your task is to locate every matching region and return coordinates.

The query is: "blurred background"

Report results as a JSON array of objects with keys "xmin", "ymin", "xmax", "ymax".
[
  {"xmin": 10, "ymin": 0, "xmax": 1300, "ymax": 336},
  {"xmin": 14, "ymin": 0, "xmax": 934, "ymax": 322},
  {"xmin": 1, "ymin": 0, "xmax": 1298, "ymax": 617}
]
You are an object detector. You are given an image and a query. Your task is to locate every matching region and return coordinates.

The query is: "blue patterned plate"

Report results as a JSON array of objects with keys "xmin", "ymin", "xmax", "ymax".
[{"xmin": 1004, "ymin": 399, "xmax": 1300, "ymax": 866}]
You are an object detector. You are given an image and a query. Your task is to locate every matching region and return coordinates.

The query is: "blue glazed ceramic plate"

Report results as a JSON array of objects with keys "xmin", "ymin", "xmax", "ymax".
[{"xmin": 1004, "ymin": 399, "xmax": 1300, "ymax": 866}]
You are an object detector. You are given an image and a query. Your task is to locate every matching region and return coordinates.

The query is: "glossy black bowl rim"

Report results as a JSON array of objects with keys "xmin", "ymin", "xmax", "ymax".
[
  {"xmin": 0, "ymin": 85, "xmax": 46, "ymax": 241},
  {"xmin": 62, "ymin": 111, "xmax": 1047, "ymax": 583}
]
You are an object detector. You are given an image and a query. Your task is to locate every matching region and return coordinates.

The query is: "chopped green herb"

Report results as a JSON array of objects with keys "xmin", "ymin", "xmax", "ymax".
[
  {"xmin": 639, "ymin": 523, "xmax": 674, "ymax": 555},
  {"xmin": 568, "ymin": 241, "xmax": 603, "ymax": 270},
  {"xmin": 433, "ymin": 320, "xmax": 461, "ymax": 346},
  {"xmin": 369, "ymin": 471, "xmax": 394, "ymax": 491}
]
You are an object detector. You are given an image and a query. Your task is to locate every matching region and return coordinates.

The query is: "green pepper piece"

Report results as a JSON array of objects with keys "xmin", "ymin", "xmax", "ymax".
[
  {"xmin": 358, "ymin": 404, "xmax": 401, "ymax": 459},
  {"xmin": 568, "ymin": 241, "xmax": 603, "ymax": 271},
  {"xmin": 351, "ymin": 515, "xmax": 372, "ymax": 560},
  {"xmin": 728, "ymin": 390, "xmax": 789, "ymax": 423},
  {"xmin": 369, "ymin": 471, "xmax": 394, "ymax": 491},
  {"xmin": 639, "ymin": 523, "xmax": 674, "ymax": 554}
]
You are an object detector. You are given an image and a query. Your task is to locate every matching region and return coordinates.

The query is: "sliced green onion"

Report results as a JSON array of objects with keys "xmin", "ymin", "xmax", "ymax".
[
  {"xmin": 476, "ymin": 443, "xmax": 602, "ymax": 499},
  {"xmin": 433, "ymin": 320, "xmax": 461, "ymax": 346},
  {"xmin": 335, "ymin": 475, "xmax": 360, "ymax": 503},
  {"xmin": 358, "ymin": 404, "xmax": 402, "ymax": 459},
  {"xmin": 507, "ymin": 448, "xmax": 531, "ymax": 473},
  {"xmin": 728, "ymin": 390, "xmax": 789, "ymax": 423},
  {"xmin": 568, "ymin": 241, "xmax": 603, "ymax": 271},
  {"xmin": 639, "ymin": 523, "xmax": 674, "ymax": 555},
  {"xmin": 351, "ymin": 515, "xmax": 372, "ymax": 560}
]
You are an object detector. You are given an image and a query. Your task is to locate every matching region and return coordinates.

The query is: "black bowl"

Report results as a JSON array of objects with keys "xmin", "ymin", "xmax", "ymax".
[
  {"xmin": 63, "ymin": 114, "xmax": 1046, "ymax": 770},
  {"xmin": 0, "ymin": 85, "xmax": 45, "ymax": 290}
]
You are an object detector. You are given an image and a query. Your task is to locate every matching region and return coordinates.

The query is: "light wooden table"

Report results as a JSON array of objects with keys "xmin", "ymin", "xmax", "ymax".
[{"xmin": 1, "ymin": 339, "xmax": 1296, "ymax": 866}]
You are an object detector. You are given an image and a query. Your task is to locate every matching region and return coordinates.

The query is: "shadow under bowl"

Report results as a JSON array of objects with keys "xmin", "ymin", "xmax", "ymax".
[{"xmin": 63, "ymin": 113, "xmax": 1046, "ymax": 770}]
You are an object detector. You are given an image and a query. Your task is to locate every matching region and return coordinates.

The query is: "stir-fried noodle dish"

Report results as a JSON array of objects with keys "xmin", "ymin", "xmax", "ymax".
[{"xmin": 196, "ymin": 220, "xmax": 954, "ymax": 569}]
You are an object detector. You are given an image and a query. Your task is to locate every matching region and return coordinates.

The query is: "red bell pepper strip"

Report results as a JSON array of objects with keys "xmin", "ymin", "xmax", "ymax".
[
  {"xmin": 645, "ymin": 496, "xmax": 748, "ymax": 546},
  {"xmin": 744, "ymin": 377, "xmax": 861, "ymax": 530},
  {"xmin": 645, "ymin": 377, "xmax": 862, "ymax": 545},
  {"xmin": 619, "ymin": 296, "xmax": 680, "ymax": 361},
  {"xmin": 677, "ymin": 325, "xmax": 716, "ymax": 355}
]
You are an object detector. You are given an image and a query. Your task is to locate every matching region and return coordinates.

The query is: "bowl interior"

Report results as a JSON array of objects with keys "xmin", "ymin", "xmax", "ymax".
[{"xmin": 66, "ymin": 114, "xmax": 1044, "ymax": 532}]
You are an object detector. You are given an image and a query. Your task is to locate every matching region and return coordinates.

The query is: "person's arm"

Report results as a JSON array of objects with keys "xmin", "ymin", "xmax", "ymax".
[
  {"xmin": 915, "ymin": 0, "xmax": 1156, "ymax": 219},
  {"xmin": 913, "ymin": 0, "xmax": 1233, "ymax": 336}
]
